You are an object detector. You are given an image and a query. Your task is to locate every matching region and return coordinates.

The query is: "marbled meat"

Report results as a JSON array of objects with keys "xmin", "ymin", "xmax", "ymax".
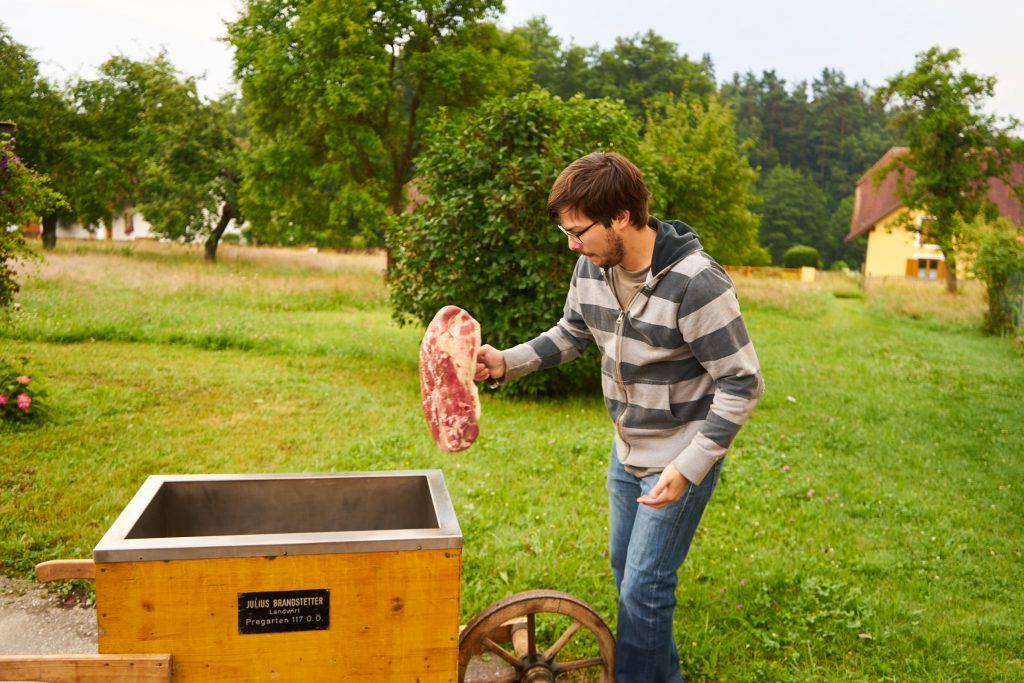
[{"xmin": 419, "ymin": 306, "xmax": 481, "ymax": 451}]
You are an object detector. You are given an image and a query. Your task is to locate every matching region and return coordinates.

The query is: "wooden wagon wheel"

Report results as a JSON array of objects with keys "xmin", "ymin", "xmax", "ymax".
[{"xmin": 458, "ymin": 589, "xmax": 615, "ymax": 683}]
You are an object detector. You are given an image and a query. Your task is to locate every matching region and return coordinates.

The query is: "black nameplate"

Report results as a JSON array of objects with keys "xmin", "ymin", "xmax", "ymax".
[{"xmin": 238, "ymin": 589, "xmax": 330, "ymax": 634}]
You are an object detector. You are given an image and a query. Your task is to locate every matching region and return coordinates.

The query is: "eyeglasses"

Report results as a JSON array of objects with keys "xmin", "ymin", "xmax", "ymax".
[{"xmin": 556, "ymin": 220, "xmax": 598, "ymax": 246}]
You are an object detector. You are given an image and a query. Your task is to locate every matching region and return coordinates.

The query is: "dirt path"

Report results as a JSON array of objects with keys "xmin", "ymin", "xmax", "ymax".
[{"xmin": 0, "ymin": 575, "xmax": 96, "ymax": 655}]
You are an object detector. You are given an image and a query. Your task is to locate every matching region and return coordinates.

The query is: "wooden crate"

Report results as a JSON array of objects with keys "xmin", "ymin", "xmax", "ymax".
[{"xmin": 93, "ymin": 471, "xmax": 462, "ymax": 682}]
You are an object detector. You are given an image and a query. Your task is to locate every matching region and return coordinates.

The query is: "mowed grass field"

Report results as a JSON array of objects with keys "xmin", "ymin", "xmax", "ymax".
[{"xmin": 1, "ymin": 240, "xmax": 1022, "ymax": 682}]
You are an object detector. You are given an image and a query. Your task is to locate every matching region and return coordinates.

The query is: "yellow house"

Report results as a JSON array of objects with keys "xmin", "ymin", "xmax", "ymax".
[{"xmin": 847, "ymin": 147, "xmax": 1024, "ymax": 281}]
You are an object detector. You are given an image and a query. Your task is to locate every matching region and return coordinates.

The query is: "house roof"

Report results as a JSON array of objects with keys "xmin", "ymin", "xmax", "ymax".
[
  {"xmin": 846, "ymin": 146, "xmax": 1024, "ymax": 241},
  {"xmin": 847, "ymin": 147, "xmax": 911, "ymax": 241}
]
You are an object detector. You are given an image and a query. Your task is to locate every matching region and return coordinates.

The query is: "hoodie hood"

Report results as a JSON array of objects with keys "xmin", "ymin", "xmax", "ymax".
[{"xmin": 648, "ymin": 215, "xmax": 703, "ymax": 277}]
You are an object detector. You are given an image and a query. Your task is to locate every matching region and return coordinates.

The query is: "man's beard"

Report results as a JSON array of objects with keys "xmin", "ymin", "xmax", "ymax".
[{"xmin": 590, "ymin": 230, "xmax": 625, "ymax": 269}]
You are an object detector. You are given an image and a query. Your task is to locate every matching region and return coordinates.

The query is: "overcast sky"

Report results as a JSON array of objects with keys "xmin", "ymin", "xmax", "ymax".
[{"xmin": 4, "ymin": 0, "xmax": 1023, "ymax": 122}]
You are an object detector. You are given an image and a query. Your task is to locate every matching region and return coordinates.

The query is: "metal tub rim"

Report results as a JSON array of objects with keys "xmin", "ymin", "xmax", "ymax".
[{"xmin": 93, "ymin": 470, "xmax": 462, "ymax": 563}]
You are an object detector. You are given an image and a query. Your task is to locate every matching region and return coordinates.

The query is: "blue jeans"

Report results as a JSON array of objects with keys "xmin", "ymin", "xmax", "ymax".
[{"xmin": 607, "ymin": 446, "xmax": 722, "ymax": 683}]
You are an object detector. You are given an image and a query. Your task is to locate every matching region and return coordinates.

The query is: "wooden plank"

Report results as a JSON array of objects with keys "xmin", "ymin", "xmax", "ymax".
[
  {"xmin": 0, "ymin": 654, "xmax": 171, "ymax": 682},
  {"xmin": 96, "ymin": 549, "xmax": 460, "ymax": 682},
  {"xmin": 36, "ymin": 560, "xmax": 97, "ymax": 582}
]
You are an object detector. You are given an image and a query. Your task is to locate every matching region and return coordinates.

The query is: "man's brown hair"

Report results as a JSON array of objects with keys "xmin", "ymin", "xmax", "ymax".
[{"xmin": 547, "ymin": 152, "xmax": 650, "ymax": 229}]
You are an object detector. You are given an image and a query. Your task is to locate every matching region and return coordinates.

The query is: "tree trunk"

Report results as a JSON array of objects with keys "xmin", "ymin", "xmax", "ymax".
[
  {"xmin": 943, "ymin": 252, "xmax": 958, "ymax": 293},
  {"xmin": 41, "ymin": 214, "xmax": 58, "ymax": 250},
  {"xmin": 204, "ymin": 203, "xmax": 235, "ymax": 263}
]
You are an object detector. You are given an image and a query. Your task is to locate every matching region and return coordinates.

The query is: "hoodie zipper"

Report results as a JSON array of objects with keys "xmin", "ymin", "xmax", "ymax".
[{"xmin": 613, "ymin": 284, "xmax": 644, "ymax": 457}]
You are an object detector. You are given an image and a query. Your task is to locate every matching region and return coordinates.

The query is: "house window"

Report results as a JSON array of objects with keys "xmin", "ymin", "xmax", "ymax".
[{"xmin": 917, "ymin": 259, "xmax": 939, "ymax": 280}]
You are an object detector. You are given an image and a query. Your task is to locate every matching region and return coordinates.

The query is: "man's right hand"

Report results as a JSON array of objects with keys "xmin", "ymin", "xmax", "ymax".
[{"xmin": 475, "ymin": 344, "xmax": 506, "ymax": 383}]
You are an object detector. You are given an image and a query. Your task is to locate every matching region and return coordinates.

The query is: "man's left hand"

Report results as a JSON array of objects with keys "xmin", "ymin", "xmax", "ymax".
[{"xmin": 637, "ymin": 464, "xmax": 689, "ymax": 508}]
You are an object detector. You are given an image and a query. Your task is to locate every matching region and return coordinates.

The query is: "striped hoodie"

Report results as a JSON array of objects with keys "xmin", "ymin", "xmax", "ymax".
[{"xmin": 502, "ymin": 216, "xmax": 764, "ymax": 484}]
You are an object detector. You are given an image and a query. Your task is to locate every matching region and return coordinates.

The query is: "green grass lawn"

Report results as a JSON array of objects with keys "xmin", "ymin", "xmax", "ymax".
[{"xmin": 2, "ymin": 241, "xmax": 1022, "ymax": 681}]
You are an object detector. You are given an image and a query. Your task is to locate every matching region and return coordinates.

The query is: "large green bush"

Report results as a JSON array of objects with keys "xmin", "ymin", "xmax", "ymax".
[
  {"xmin": 782, "ymin": 244, "xmax": 822, "ymax": 269},
  {"xmin": 973, "ymin": 219, "xmax": 1024, "ymax": 335},
  {"xmin": 387, "ymin": 88, "xmax": 640, "ymax": 396}
]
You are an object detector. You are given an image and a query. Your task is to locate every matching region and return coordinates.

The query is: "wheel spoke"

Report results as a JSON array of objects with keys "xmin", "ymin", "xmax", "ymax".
[
  {"xmin": 553, "ymin": 656, "xmax": 604, "ymax": 673},
  {"xmin": 527, "ymin": 612, "xmax": 537, "ymax": 657},
  {"xmin": 482, "ymin": 637, "xmax": 522, "ymax": 668},
  {"xmin": 542, "ymin": 620, "xmax": 581, "ymax": 661}
]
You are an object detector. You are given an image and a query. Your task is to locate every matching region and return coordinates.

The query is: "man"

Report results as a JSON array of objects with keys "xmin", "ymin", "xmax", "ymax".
[{"xmin": 474, "ymin": 152, "xmax": 764, "ymax": 682}]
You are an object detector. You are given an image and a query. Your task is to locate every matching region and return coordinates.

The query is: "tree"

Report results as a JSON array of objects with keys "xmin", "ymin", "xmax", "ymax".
[
  {"xmin": 138, "ymin": 94, "xmax": 245, "ymax": 261},
  {"xmin": 0, "ymin": 23, "xmax": 80, "ymax": 250},
  {"xmin": 721, "ymin": 68, "xmax": 895, "ymax": 208},
  {"xmin": 24, "ymin": 81, "xmax": 80, "ymax": 250},
  {"xmin": 0, "ymin": 129, "xmax": 64, "ymax": 308},
  {"xmin": 807, "ymin": 69, "xmax": 895, "ymax": 205},
  {"xmin": 227, "ymin": 0, "xmax": 528, "ymax": 248},
  {"xmin": 877, "ymin": 46, "xmax": 1024, "ymax": 292},
  {"xmin": 51, "ymin": 54, "xmax": 245, "ymax": 259},
  {"xmin": 68, "ymin": 54, "xmax": 198, "ymax": 238},
  {"xmin": 757, "ymin": 165, "xmax": 830, "ymax": 264},
  {"xmin": 588, "ymin": 31, "xmax": 715, "ymax": 118},
  {"xmin": 507, "ymin": 17, "xmax": 593, "ymax": 101},
  {"xmin": 825, "ymin": 195, "xmax": 865, "ymax": 269},
  {"xmin": 640, "ymin": 96, "xmax": 768, "ymax": 265},
  {"xmin": 387, "ymin": 87, "xmax": 640, "ymax": 395},
  {"xmin": 508, "ymin": 22, "xmax": 715, "ymax": 120},
  {"xmin": 721, "ymin": 67, "xmax": 895, "ymax": 267},
  {"xmin": 720, "ymin": 70, "xmax": 810, "ymax": 173}
]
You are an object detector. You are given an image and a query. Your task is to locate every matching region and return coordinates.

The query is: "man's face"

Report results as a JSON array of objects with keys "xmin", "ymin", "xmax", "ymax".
[{"xmin": 557, "ymin": 209, "xmax": 624, "ymax": 269}]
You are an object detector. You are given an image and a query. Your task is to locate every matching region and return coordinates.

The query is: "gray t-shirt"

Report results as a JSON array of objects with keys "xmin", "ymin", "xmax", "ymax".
[{"xmin": 608, "ymin": 263, "xmax": 650, "ymax": 311}]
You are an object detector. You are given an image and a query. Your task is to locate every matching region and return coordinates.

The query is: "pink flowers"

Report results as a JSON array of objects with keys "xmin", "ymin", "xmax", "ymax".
[{"xmin": 2, "ymin": 357, "xmax": 43, "ymax": 421}]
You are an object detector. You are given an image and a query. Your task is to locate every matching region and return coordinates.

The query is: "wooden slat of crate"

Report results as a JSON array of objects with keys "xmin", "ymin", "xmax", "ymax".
[
  {"xmin": 96, "ymin": 549, "xmax": 460, "ymax": 682},
  {"xmin": 0, "ymin": 654, "xmax": 171, "ymax": 682}
]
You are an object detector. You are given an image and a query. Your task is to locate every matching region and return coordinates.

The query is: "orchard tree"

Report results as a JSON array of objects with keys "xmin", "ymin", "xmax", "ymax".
[
  {"xmin": 0, "ymin": 24, "xmax": 79, "ymax": 250},
  {"xmin": 228, "ymin": 0, "xmax": 527, "ymax": 248},
  {"xmin": 877, "ymin": 46, "xmax": 1024, "ymax": 292},
  {"xmin": 138, "ymin": 94, "xmax": 245, "ymax": 261},
  {"xmin": 69, "ymin": 54, "xmax": 197, "ymax": 237},
  {"xmin": 388, "ymin": 87, "xmax": 639, "ymax": 396},
  {"xmin": 640, "ymin": 96, "xmax": 768, "ymax": 265},
  {"xmin": 67, "ymin": 53, "xmax": 242, "ymax": 258},
  {"xmin": 0, "ymin": 129, "xmax": 64, "ymax": 308},
  {"xmin": 24, "ymin": 81, "xmax": 80, "ymax": 250}
]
